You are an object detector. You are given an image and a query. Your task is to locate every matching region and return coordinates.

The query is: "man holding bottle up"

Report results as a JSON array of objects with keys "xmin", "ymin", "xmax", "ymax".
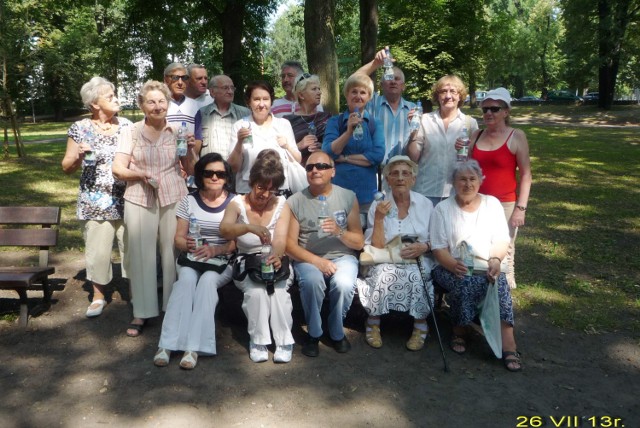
[{"xmin": 286, "ymin": 151, "xmax": 364, "ymax": 357}]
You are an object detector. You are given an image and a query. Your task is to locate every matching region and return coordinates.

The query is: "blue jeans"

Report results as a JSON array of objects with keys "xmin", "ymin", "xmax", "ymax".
[{"xmin": 294, "ymin": 255, "xmax": 358, "ymax": 341}]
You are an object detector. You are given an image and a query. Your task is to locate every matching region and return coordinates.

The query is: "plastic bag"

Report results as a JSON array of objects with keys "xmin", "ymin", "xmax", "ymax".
[{"xmin": 478, "ymin": 281, "xmax": 502, "ymax": 358}]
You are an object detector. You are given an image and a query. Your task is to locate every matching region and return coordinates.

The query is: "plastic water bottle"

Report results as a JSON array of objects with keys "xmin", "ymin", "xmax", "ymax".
[
  {"xmin": 242, "ymin": 119, "xmax": 253, "ymax": 147},
  {"xmin": 83, "ymin": 145, "xmax": 96, "ymax": 167},
  {"xmin": 456, "ymin": 127, "xmax": 470, "ymax": 162},
  {"xmin": 317, "ymin": 195, "xmax": 330, "ymax": 238},
  {"xmin": 409, "ymin": 101, "xmax": 422, "ymax": 132},
  {"xmin": 463, "ymin": 244, "xmax": 474, "ymax": 277},
  {"xmin": 352, "ymin": 108, "xmax": 364, "ymax": 141},
  {"xmin": 261, "ymin": 243, "xmax": 274, "ymax": 281},
  {"xmin": 188, "ymin": 215, "xmax": 203, "ymax": 248},
  {"xmin": 176, "ymin": 121, "xmax": 188, "ymax": 157},
  {"xmin": 373, "ymin": 191, "xmax": 396, "ymax": 218},
  {"xmin": 383, "ymin": 46, "xmax": 395, "ymax": 81},
  {"xmin": 308, "ymin": 122, "xmax": 317, "ymax": 136}
]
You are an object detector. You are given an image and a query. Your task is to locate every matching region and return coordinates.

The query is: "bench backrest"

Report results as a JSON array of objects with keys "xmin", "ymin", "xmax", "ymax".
[{"xmin": 0, "ymin": 206, "xmax": 61, "ymax": 267}]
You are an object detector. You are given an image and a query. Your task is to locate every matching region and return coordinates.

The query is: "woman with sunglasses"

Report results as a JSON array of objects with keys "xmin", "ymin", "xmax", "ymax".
[
  {"xmin": 469, "ymin": 88, "xmax": 532, "ymax": 289},
  {"xmin": 220, "ymin": 150, "xmax": 295, "ymax": 363},
  {"xmin": 406, "ymin": 75, "xmax": 479, "ymax": 207},
  {"xmin": 228, "ymin": 81, "xmax": 301, "ymax": 195},
  {"xmin": 153, "ymin": 153, "xmax": 235, "ymax": 370},
  {"xmin": 284, "ymin": 74, "xmax": 332, "ymax": 166},
  {"xmin": 112, "ymin": 80, "xmax": 197, "ymax": 338}
]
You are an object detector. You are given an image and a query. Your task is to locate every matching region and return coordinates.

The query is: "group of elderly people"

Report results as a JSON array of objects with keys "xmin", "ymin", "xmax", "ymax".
[{"xmin": 62, "ymin": 64, "xmax": 529, "ymax": 373}]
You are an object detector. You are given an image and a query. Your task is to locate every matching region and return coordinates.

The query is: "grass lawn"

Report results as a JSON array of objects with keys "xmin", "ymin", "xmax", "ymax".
[{"xmin": 1, "ymin": 108, "xmax": 639, "ymax": 334}]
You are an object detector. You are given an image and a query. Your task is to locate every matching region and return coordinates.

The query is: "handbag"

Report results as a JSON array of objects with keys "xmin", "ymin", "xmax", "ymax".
[
  {"xmin": 282, "ymin": 150, "xmax": 308, "ymax": 193},
  {"xmin": 478, "ymin": 280, "xmax": 502, "ymax": 358},
  {"xmin": 359, "ymin": 235, "xmax": 417, "ymax": 266},
  {"xmin": 176, "ymin": 251, "xmax": 230, "ymax": 274},
  {"xmin": 231, "ymin": 253, "xmax": 291, "ymax": 295}
]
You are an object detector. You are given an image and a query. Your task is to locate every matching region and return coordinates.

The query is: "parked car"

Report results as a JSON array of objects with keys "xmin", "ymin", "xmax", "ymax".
[
  {"xmin": 583, "ymin": 92, "xmax": 599, "ymax": 101},
  {"xmin": 464, "ymin": 91, "xmax": 488, "ymax": 104},
  {"xmin": 517, "ymin": 96, "xmax": 543, "ymax": 102},
  {"xmin": 546, "ymin": 90, "xmax": 583, "ymax": 103}
]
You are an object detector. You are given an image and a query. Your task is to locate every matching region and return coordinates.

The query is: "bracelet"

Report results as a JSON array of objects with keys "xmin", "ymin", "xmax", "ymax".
[
  {"xmin": 489, "ymin": 257, "xmax": 501, "ymax": 263},
  {"xmin": 516, "ymin": 205, "xmax": 527, "ymax": 211}
]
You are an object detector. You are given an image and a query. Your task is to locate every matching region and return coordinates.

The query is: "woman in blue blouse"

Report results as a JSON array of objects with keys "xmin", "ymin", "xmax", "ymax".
[{"xmin": 322, "ymin": 73, "xmax": 385, "ymax": 216}]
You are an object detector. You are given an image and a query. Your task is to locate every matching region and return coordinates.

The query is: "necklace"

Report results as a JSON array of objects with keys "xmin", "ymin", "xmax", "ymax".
[{"xmin": 92, "ymin": 119, "xmax": 114, "ymax": 132}]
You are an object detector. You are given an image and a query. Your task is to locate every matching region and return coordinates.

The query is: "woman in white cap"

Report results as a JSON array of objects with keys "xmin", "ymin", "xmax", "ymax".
[
  {"xmin": 356, "ymin": 155, "xmax": 434, "ymax": 351},
  {"xmin": 469, "ymin": 87, "xmax": 532, "ymax": 289}
]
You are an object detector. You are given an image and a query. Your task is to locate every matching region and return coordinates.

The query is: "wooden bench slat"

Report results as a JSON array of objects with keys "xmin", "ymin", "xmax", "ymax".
[
  {"xmin": 0, "ymin": 229, "xmax": 59, "ymax": 247},
  {"xmin": 0, "ymin": 267, "xmax": 55, "ymax": 288},
  {"xmin": 0, "ymin": 207, "xmax": 61, "ymax": 225}
]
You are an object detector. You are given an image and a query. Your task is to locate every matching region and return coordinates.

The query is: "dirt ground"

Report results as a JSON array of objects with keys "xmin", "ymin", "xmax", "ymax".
[{"xmin": 1, "ymin": 250, "xmax": 638, "ymax": 428}]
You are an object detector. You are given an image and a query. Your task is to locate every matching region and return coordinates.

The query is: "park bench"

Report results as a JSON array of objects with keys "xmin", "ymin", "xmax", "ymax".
[{"xmin": 0, "ymin": 206, "xmax": 61, "ymax": 327}]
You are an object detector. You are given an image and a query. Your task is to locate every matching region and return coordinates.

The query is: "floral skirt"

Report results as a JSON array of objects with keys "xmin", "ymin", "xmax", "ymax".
[
  {"xmin": 357, "ymin": 263, "xmax": 433, "ymax": 319},
  {"xmin": 432, "ymin": 265, "xmax": 514, "ymax": 327}
]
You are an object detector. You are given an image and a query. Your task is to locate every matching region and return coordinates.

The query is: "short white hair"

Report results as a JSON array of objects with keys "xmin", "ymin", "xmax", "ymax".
[{"xmin": 80, "ymin": 77, "xmax": 115, "ymax": 110}]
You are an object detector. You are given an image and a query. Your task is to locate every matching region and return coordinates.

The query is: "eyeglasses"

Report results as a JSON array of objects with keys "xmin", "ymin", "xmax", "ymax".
[
  {"xmin": 481, "ymin": 106, "xmax": 503, "ymax": 113},
  {"xmin": 168, "ymin": 75, "xmax": 189, "ymax": 82},
  {"xmin": 305, "ymin": 162, "xmax": 334, "ymax": 172},
  {"xmin": 388, "ymin": 170, "xmax": 413, "ymax": 178},
  {"xmin": 213, "ymin": 85, "xmax": 236, "ymax": 92},
  {"xmin": 203, "ymin": 170, "xmax": 227, "ymax": 179},
  {"xmin": 255, "ymin": 185, "xmax": 282, "ymax": 196}
]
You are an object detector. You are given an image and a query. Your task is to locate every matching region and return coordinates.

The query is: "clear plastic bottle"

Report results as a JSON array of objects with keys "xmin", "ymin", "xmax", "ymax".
[
  {"xmin": 317, "ymin": 195, "xmax": 330, "ymax": 238},
  {"xmin": 242, "ymin": 118, "xmax": 253, "ymax": 148},
  {"xmin": 373, "ymin": 191, "xmax": 396, "ymax": 218},
  {"xmin": 456, "ymin": 127, "xmax": 470, "ymax": 162},
  {"xmin": 261, "ymin": 243, "xmax": 274, "ymax": 281},
  {"xmin": 383, "ymin": 46, "xmax": 395, "ymax": 81},
  {"xmin": 352, "ymin": 107, "xmax": 364, "ymax": 141},
  {"xmin": 463, "ymin": 243, "xmax": 474, "ymax": 276},
  {"xmin": 83, "ymin": 145, "xmax": 96, "ymax": 167},
  {"xmin": 176, "ymin": 121, "xmax": 188, "ymax": 157},
  {"xmin": 308, "ymin": 122, "xmax": 317, "ymax": 136},
  {"xmin": 409, "ymin": 101, "xmax": 422, "ymax": 133},
  {"xmin": 188, "ymin": 215, "xmax": 203, "ymax": 248}
]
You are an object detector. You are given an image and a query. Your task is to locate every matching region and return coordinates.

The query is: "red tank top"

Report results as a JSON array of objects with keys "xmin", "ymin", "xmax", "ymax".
[{"xmin": 472, "ymin": 130, "xmax": 517, "ymax": 202}]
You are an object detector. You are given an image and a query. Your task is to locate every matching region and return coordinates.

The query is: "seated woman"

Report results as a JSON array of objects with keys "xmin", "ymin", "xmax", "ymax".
[
  {"xmin": 430, "ymin": 160, "xmax": 522, "ymax": 372},
  {"xmin": 220, "ymin": 150, "xmax": 294, "ymax": 363},
  {"xmin": 284, "ymin": 73, "xmax": 332, "ymax": 166},
  {"xmin": 322, "ymin": 73, "xmax": 385, "ymax": 216},
  {"xmin": 154, "ymin": 153, "xmax": 236, "ymax": 370},
  {"xmin": 357, "ymin": 156, "xmax": 434, "ymax": 351}
]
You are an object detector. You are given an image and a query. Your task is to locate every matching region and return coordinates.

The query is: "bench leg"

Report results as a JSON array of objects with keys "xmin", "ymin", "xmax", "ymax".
[{"xmin": 16, "ymin": 289, "xmax": 29, "ymax": 327}]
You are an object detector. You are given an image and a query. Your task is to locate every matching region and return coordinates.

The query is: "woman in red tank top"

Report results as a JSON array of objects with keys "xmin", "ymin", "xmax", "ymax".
[{"xmin": 469, "ymin": 88, "xmax": 532, "ymax": 289}]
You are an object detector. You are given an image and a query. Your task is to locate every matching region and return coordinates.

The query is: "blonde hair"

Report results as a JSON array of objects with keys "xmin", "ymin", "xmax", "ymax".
[
  {"xmin": 293, "ymin": 74, "xmax": 321, "ymax": 101},
  {"xmin": 431, "ymin": 75, "xmax": 468, "ymax": 108},
  {"xmin": 343, "ymin": 73, "xmax": 374, "ymax": 99},
  {"xmin": 137, "ymin": 80, "xmax": 172, "ymax": 109}
]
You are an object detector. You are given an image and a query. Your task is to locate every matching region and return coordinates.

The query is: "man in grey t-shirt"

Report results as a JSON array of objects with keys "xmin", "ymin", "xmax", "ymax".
[{"xmin": 286, "ymin": 151, "xmax": 364, "ymax": 357}]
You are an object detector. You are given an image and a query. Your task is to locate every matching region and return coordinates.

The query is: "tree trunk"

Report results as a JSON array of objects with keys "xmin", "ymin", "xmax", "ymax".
[
  {"xmin": 304, "ymin": 0, "xmax": 339, "ymax": 113},
  {"xmin": 221, "ymin": 1, "xmax": 247, "ymax": 105},
  {"xmin": 359, "ymin": 0, "xmax": 378, "ymax": 83}
]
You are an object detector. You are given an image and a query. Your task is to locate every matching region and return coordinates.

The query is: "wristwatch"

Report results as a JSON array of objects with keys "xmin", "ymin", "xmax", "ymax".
[
  {"xmin": 516, "ymin": 205, "xmax": 527, "ymax": 211},
  {"xmin": 337, "ymin": 227, "xmax": 345, "ymax": 237}
]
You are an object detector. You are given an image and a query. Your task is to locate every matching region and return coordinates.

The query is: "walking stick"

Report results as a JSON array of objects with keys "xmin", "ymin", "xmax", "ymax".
[{"xmin": 403, "ymin": 235, "xmax": 449, "ymax": 372}]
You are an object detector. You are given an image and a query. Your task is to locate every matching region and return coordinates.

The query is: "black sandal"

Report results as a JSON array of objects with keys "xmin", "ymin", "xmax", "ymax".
[
  {"xmin": 450, "ymin": 336, "xmax": 467, "ymax": 355},
  {"xmin": 502, "ymin": 351, "xmax": 522, "ymax": 372},
  {"xmin": 126, "ymin": 321, "xmax": 145, "ymax": 337}
]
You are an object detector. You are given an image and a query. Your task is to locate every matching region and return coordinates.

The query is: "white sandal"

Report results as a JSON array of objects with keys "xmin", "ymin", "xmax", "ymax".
[
  {"xmin": 180, "ymin": 351, "xmax": 198, "ymax": 370},
  {"xmin": 153, "ymin": 348, "xmax": 170, "ymax": 367},
  {"xmin": 86, "ymin": 299, "xmax": 106, "ymax": 318}
]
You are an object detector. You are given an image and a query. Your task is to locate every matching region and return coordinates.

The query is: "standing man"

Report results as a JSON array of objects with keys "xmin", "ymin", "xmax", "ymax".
[
  {"xmin": 185, "ymin": 63, "xmax": 214, "ymax": 109},
  {"xmin": 272, "ymin": 61, "xmax": 324, "ymax": 118},
  {"xmin": 286, "ymin": 151, "xmax": 364, "ymax": 357},
  {"xmin": 195, "ymin": 74, "xmax": 250, "ymax": 158},
  {"xmin": 357, "ymin": 48, "xmax": 416, "ymax": 163},
  {"xmin": 164, "ymin": 62, "xmax": 201, "ymax": 135}
]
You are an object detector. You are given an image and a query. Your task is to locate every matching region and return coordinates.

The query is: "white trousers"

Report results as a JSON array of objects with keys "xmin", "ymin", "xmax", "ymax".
[
  {"xmin": 158, "ymin": 265, "xmax": 233, "ymax": 355},
  {"xmin": 124, "ymin": 199, "xmax": 178, "ymax": 318},
  {"xmin": 234, "ymin": 278, "xmax": 294, "ymax": 346}
]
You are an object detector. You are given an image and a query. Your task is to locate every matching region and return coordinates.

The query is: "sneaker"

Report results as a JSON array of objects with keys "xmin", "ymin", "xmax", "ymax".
[
  {"xmin": 302, "ymin": 335, "xmax": 320, "ymax": 357},
  {"xmin": 249, "ymin": 341, "xmax": 268, "ymax": 363},
  {"xmin": 273, "ymin": 345, "xmax": 293, "ymax": 363}
]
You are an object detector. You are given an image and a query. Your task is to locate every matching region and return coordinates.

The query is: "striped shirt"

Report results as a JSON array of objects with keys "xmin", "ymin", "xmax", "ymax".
[
  {"xmin": 167, "ymin": 96, "xmax": 201, "ymax": 134},
  {"xmin": 176, "ymin": 192, "xmax": 234, "ymax": 247},
  {"xmin": 116, "ymin": 121, "xmax": 187, "ymax": 208},
  {"xmin": 365, "ymin": 93, "xmax": 415, "ymax": 163}
]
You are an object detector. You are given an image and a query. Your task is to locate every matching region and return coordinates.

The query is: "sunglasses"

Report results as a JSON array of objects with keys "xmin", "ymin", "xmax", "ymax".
[
  {"xmin": 481, "ymin": 106, "xmax": 503, "ymax": 113},
  {"xmin": 202, "ymin": 170, "xmax": 227, "ymax": 179},
  {"xmin": 305, "ymin": 162, "xmax": 333, "ymax": 172},
  {"xmin": 169, "ymin": 75, "xmax": 189, "ymax": 82}
]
